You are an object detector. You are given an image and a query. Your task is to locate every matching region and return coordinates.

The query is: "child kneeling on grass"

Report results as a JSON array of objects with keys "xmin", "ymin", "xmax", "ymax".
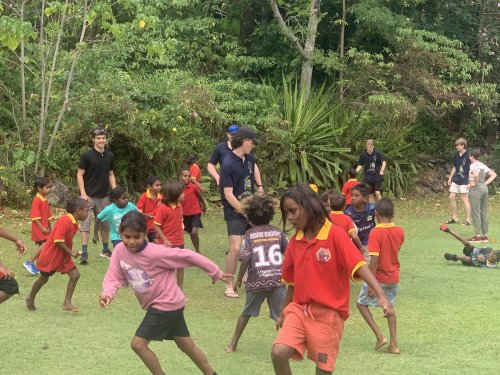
[
  {"xmin": 441, "ymin": 224, "xmax": 499, "ymax": 268},
  {"xmin": 0, "ymin": 227, "xmax": 27, "ymax": 304},
  {"xmin": 272, "ymin": 184, "xmax": 393, "ymax": 375},
  {"xmin": 100, "ymin": 211, "xmax": 231, "ymax": 375},
  {"xmin": 225, "ymin": 193, "xmax": 288, "ymax": 353},
  {"xmin": 26, "ymin": 197, "xmax": 89, "ymax": 312},
  {"xmin": 356, "ymin": 198, "xmax": 404, "ymax": 355}
]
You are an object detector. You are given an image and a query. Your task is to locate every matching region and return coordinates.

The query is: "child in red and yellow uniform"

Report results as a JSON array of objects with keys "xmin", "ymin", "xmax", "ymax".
[
  {"xmin": 357, "ymin": 198, "xmax": 404, "ymax": 355},
  {"xmin": 272, "ymin": 184, "xmax": 393, "ymax": 375},
  {"xmin": 154, "ymin": 181, "xmax": 186, "ymax": 289},
  {"xmin": 179, "ymin": 167, "xmax": 207, "ymax": 253},
  {"xmin": 23, "ymin": 177, "xmax": 54, "ymax": 275},
  {"xmin": 26, "ymin": 198, "xmax": 89, "ymax": 313},
  {"xmin": 329, "ymin": 192, "xmax": 365, "ymax": 256},
  {"xmin": 187, "ymin": 154, "xmax": 202, "ymax": 183},
  {"xmin": 341, "ymin": 168, "xmax": 359, "ymax": 209},
  {"xmin": 136, "ymin": 176, "xmax": 163, "ymax": 242}
]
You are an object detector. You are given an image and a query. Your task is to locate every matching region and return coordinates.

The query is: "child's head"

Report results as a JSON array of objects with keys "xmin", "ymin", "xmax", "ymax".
[
  {"xmin": 34, "ymin": 176, "xmax": 51, "ymax": 196},
  {"xmin": 146, "ymin": 175, "xmax": 162, "ymax": 193},
  {"xmin": 177, "ymin": 167, "xmax": 191, "ymax": 186},
  {"xmin": 241, "ymin": 193, "xmax": 275, "ymax": 226},
  {"xmin": 469, "ymin": 148, "xmax": 481, "ymax": 160},
  {"xmin": 162, "ymin": 181, "xmax": 185, "ymax": 204},
  {"xmin": 66, "ymin": 197, "xmax": 89, "ymax": 221},
  {"xmin": 119, "ymin": 211, "xmax": 148, "ymax": 253},
  {"xmin": 351, "ymin": 183, "xmax": 371, "ymax": 207},
  {"xmin": 348, "ymin": 168, "xmax": 357, "ymax": 178},
  {"xmin": 319, "ymin": 190, "xmax": 333, "ymax": 210},
  {"xmin": 488, "ymin": 250, "xmax": 500, "ymax": 266},
  {"xmin": 280, "ymin": 183, "xmax": 328, "ymax": 233},
  {"xmin": 110, "ymin": 186, "xmax": 129, "ymax": 208},
  {"xmin": 187, "ymin": 154, "xmax": 198, "ymax": 165},
  {"xmin": 329, "ymin": 192, "xmax": 346, "ymax": 212},
  {"xmin": 375, "ymin": 198, "xmax": 394, "ymax": 221},
  {"xmin": 455, "ymin": 138, "xmax": 467, "ymax": 150}
]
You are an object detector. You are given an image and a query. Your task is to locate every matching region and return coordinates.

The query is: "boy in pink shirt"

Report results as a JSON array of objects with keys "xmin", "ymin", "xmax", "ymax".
[{"xmin": 100, "ymin": 211, "xmax": 230, "ymax": 375}]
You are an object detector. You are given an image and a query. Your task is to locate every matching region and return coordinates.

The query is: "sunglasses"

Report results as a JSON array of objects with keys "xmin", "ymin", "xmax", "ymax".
[{"xmin": 92, "ymin": 128, "xmax": 107, "ymax": 136}]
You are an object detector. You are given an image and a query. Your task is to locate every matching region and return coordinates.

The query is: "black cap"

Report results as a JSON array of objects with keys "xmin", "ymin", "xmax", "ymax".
[{"xmin": 233, "ymin": 127, "xmax": 259, "ymax": 144}]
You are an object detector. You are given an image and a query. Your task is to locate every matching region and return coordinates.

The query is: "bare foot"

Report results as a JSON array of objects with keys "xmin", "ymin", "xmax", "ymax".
[
  {"xmin": 375, "ymin": 337, "xmax": 387, "ymax": 350},
  {"xmin": 26, "ymin": 295, "xmax": 37, "ymax": 311},
  {"xmin": 224, "ymin": 345, "xmax": 236, "ymax": 353},
  {"xmin": 385, "ymin": 346, "xmax": 400, "ymax": 354},
  {"xmin": 62, "ymin": 303, "xmax": 80, "ymax": 313}
]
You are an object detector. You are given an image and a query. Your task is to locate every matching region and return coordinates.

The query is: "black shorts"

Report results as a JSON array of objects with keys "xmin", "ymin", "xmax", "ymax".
[
  {"xmin": 183, "ymin": 214, "xmax": 203, "ymax": 233},
  {"xmin": 365, "ymin": 180, "xmax": 382, "ymax": 193},
  {"xmin": 135, "ymin": 307, "xmax": 190, "ymax": 341},
  {"xmin": 226, "ymin": 216, "xmax": 251, "ymax": 236},
  {"xmin": 0, "ymin": 277, "xmax": 20, "ymax": 295}
]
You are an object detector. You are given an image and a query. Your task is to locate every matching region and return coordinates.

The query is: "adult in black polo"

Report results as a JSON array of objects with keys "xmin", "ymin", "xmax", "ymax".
[
  {"xmin": 77, "ymin": 128, "xmax": 116, "ymax": 264},
  {"xmin": 219, "ymin": 127, "xmax": 258, "ymax": 298},
  {"xmin": 207, "ymin": 124, "xmax": 264, "ymax": 192},
  {"xmin": 356, "ymin": 139, "xmax": 386, "ymax": 201}
]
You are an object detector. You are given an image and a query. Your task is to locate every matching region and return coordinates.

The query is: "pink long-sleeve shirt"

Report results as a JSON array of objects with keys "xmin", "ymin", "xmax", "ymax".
[{"xmin": 101, "ymin": 242, "xmax": 223, "ymax": 311}]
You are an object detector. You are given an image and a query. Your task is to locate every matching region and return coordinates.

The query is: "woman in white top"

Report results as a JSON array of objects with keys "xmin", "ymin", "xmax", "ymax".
[{"xmin": 468, "ymin": 148, "xmax": 497, "ymax": 242}]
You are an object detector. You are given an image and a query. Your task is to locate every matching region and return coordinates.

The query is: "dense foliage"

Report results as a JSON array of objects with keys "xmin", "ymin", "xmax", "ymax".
[{"xmin": 0, "ymin": 0, "xmax": 498, "ymax": 205}]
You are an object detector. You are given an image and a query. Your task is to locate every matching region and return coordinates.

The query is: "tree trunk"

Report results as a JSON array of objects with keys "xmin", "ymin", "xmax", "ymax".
[
  {"xmin": 338, "ymin": 0, "xmax": 347, "ymax": 102},
  {"xmin": 300, "ymin": 0, "xmax": 320, "ymax": 98},
  {"xmin": 20, "ymin": 0, "xmax": 26, "ymax": 127},
  {"xmin": 40, "ymin": 1, "xmax": 89, "ymax": 176},
  {"xmin": 34, "ymin": 0, "xmax": 46, "ymax": 175}
]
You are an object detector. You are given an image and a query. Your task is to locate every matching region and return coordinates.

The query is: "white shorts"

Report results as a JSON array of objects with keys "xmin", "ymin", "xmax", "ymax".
[{"xmin": 449, "ymin": 182, "xmax": 469, "ymax": 194}]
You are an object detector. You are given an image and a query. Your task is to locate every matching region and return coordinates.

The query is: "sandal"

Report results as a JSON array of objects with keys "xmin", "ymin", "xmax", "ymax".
[
  {"xmin": 446, "ymin": 219, "xmax": 457, "ymax": 224},
  {"xmin": 224, "ymin": 288, "xmax": 239, "ymax": 298},
  {"xmin": 462, "ymin": 221, "xmax": 471, "ymax": 226}
]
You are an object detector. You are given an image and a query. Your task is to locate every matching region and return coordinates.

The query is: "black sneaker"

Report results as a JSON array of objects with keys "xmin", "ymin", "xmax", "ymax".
[
  {"xmin": 79, "ymin": 252, "xmax": 89, "ymax": 264},
  {"xmin": 100, "ymin": 250, "xmax": 112, "ymax": 259},
  {"xmin": 444, "ymin": 253, "xmax": 457, "ymax": 261}
]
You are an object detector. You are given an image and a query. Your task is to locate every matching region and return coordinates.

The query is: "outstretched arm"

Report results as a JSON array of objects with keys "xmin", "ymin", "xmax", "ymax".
[
  {"xmin": 0, "ymin": 227, "xmax": 27, "ymax": 256},
  {"xmin": 440, "ymin": 225, "xmax": 473, "ymax": 250}
]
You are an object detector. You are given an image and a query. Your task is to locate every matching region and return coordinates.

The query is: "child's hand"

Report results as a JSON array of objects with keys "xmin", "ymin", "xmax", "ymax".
[
  {"xmin": 99, "ymin": 295, "xmax": 111, "ymax": 308},
  {"xmin": 41, "ymin": 227, "xmax": 49, "ymax": 235},
  {"xmin": 217, "ymin": 273, "xmax": 234, "ymax": 285},
  {"xmin": 367, "ymin": 287, "xmax": 375, "ymax": 297},
  {"xmin": 92, "ymin": 234, "xmax": 99, "ymax": 244},
  {"xmin": 72, "ymin": 250, "xmax": 80, "ymax": 258},
  {"xmin": 233, "ymin": 279, "xmax": 242, "ymax": 292},
  {"xmin": 15, "ymin": 239, "xmax": 27, "ymax": 256},
  {"xmin": 275, "ymin": 314, "xmax": 285, "ymax": 331},
  {"xmin": 378, "ymin": 295, "xmax": 394, "ymax": 318},
  {"xmin": 0, "ymin": 265, "xmax": 15, "ymax": 279}
]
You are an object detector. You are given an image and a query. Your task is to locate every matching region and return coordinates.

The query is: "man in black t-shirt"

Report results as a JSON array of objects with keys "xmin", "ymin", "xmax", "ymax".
[
  {"xmin": 76, "ymin": 128, "xmax": 116, "ymax": 264},
  {"xmin": 356, "ymin": 139, "xmax": 386, "ymax": 201}
]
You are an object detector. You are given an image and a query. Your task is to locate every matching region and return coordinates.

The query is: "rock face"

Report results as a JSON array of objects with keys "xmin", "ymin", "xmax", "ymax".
[
  {"xmin": 47, "ymin": 180, "xmax": 70, "ymax": 207},
  {"xmin": 416, "ymin": 157, "xmax": 451, "ymax": 193}
]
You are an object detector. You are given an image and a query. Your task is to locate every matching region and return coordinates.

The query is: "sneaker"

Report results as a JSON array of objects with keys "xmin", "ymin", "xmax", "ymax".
[
  {"xmin": 467, "ymin": 235, "xmax": 482, "ymax": 242},
  {"xmin": 23, "ymin": 261, "xmax": 39, "ymax": 275},
  {"xmin": 444, "ymin": 253, "xmax": 457, "ymax": 261},
  {"xmin": 79, "ymin": 252, "xmax": 89, "ymax": 265},
  {"xmin": 100, "ymin": 250, "xmax": 112, "ymax": 259},
  {"xmin": 446, "ymin": 219, "xmax": 457, "ymax": 224}
]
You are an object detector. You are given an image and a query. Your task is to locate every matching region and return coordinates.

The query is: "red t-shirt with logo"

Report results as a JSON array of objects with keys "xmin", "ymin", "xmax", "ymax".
[
  {"xmin": 30, "ymin": 194, "xmax": 53, "ymax": 242},
  {"xmin": 154, "ymin": 203, "xmax": 184, "ymax": 246},
  {"xmin": 137, "ymin": 190, "xmax": 163, "ymax": 233},
  {"xmin": 181, "ymin": 183, "xmax": 202, "ymax": 216},
  {"xmin": 281, "ymin": 220, "xmax": 366, "ymax": 320},
  {"xmin": 368, "ymin": 223, "xmax": 404, "ymax": 283}
]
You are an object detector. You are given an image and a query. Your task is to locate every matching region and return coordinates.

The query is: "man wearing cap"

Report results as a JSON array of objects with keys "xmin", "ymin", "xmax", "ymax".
[
  {"xmin": 207, "ymin": 124, "xmax": 264, "ymax": 191},
  {"xmin": 76, "ymin": 128, "xmax": 116, "ymax": 264},
  {"xmin": 219, "ymin": 127, "xmax": 260, "ymax": 298}
]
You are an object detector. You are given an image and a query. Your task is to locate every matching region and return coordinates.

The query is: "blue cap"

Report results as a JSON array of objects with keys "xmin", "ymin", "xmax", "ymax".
[{"xmin": 227, "ymin": 124, "xmax": 239, "ymax": 133}]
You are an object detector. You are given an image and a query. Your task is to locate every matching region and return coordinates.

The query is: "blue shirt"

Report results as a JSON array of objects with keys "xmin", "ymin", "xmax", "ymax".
[
  {"xmin": 97, "ymin": 202, "xmax": 138, "ymax": 241},
  {"xmin": 209, "ymin": 141, "xmax": 233, "ymax": 166},
  {"xmin": 358, "ymin": 149, "xmax": 384, "ymax": 182},
  {"xmin": 219, "ymin": 152, "xmax": 256, "ymax": 221},
  {"xmin": 344, "ymin": 203, "xmax": 375, "ymax": 246},
  {"xmin": 451, "ymin": 150, "xmax": 470, "ymax": 185}
]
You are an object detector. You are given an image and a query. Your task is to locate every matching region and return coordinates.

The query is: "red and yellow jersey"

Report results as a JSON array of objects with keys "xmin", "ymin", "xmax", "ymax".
[
  {"xmin": 30, "ymin": 194, "xmax": 53, "ymax": 242},
  {"xmin": 329, "ymin": 211, "xmax": 356, "ymax": 235},
  {"xmin": 368, "ymin": 223, "xmax": 404, "ymax": 283},
  {"xmin": 154, "ymin": 203, "xmax": 184, "ymax": 246},
  {"xmin": 137, "ymin": 189, "xmax": 163, "ymax": 233}
]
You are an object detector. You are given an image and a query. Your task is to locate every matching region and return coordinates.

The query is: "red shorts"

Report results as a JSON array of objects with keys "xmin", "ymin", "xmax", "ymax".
[{"xmin": 274, "ymin": 302, "xmax": 344, "ymax": 372}]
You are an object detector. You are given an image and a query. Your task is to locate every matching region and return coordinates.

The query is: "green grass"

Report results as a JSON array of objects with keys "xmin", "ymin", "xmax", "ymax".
[{"xmin": 1, "ymin": 195, "xmax": 500, "ymax": 374}]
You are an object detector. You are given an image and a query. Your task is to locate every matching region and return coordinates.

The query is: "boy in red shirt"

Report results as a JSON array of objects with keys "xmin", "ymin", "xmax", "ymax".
[
  {"xmin": 329, "ymin": 192, "xmax": 365, "ymax": 255},
  {"xmin": 356, "ymin": 198, "xmax": 404, "ymax": 354},
  {"xmin": 187, "ymin": 154, "xmax": 202, "ymax": 183},
  {"xmin": 341, "ymin": 168, "xmax": 359, "ymax": 209},
  {"xmin": 23, "ymin": 177, "xmax": 54, "ymax": 275},
  {"xmin": 179, "ymin": 167, "xmax": 206, "ymax": 253},
  {"xmin": 136, "ymin": 175, "xmax": 163, "ymax": 242},
  {"xmin": 26, "ymin": 197, "xmax": 89, "ymax": 312}
]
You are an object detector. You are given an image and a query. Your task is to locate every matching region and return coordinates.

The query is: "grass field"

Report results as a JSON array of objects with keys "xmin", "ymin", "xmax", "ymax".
[{"xmin": 1, "ymin": 195, "xmax": 500, "ymax": 375}]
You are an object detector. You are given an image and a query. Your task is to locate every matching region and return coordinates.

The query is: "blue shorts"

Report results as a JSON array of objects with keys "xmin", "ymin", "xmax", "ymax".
[
  {"xmin": 357, "ymin": 282, "xmax": 398, "ymax": 307},
  {"xmin": 242, "ymin": 287, "xmax": 285, "ymax": 320}
]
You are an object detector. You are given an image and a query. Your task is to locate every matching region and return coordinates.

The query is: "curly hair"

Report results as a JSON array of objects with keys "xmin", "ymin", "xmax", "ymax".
[{"xmin": 241, "ymin": 193, "xmax": 275, "ymax": 226}]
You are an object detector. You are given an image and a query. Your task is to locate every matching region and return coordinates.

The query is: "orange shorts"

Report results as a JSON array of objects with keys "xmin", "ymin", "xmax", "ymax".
[{"xmin": 274, "ymin": 302, "xmax": 344, "ymax": 372}]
